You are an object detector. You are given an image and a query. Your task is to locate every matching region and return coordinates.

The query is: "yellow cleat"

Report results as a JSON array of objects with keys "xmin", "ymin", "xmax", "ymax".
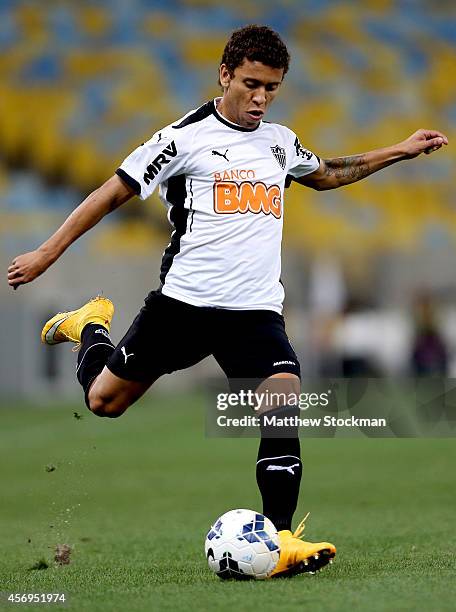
[
  {"xmin": 41, "ymin": 296, "xmax": 114, "ymax": 346},
  {"xmin": 269, "ymin": 513, "xmax": 336, "ymax": 578}
]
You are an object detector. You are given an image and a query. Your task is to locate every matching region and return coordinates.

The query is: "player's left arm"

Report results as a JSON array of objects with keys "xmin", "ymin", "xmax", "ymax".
[{"xmin": 294, "ymin": 129, "xmax": 449, "ymax": 191}]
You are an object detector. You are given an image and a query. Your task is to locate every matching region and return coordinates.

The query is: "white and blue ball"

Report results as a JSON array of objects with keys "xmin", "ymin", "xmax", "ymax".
[{"xmin": 205, "ymin": 509, "xmax": 280, "ymax": 580}]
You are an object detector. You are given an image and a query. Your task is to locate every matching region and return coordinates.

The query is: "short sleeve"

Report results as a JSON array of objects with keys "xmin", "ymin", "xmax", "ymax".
[
  {"xmin": 287, "ymin": 134, "xmax": 320, "ymax": 179},
  {"xmin": 116, "ymin": 130, "xmax": 187, "ymax": 200}
]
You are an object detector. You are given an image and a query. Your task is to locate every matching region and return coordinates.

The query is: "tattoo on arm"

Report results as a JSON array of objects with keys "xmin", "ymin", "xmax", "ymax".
[{"xmin": 323, "ymin": 155, "xmax": 370, "ymax": 184}]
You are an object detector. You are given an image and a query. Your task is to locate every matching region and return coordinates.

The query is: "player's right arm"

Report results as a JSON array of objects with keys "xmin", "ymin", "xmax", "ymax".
[
  {"xmin": 7, "ymin": 174, "xmax": 136, "ymax": 289},
  {"xmin": 8, "ymin": 126, "xmax": 187, "ymax": 289}
]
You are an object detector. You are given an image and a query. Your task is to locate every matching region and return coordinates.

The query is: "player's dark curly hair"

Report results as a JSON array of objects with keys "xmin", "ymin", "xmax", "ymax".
[{"xmin": 221, "ymin": 25, "xmax": 290, "ymax": 77}]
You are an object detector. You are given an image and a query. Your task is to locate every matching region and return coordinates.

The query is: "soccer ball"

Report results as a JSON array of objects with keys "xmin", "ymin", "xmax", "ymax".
[{"xmin": 205, "ymin": 509, "xmax": 280, "ymax": 580}]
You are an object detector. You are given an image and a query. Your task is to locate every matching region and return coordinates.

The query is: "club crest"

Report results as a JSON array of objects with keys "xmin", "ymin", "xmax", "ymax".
[{"xmin": 271, "ymin": 145, "xmax": 286, "ymax": 170}]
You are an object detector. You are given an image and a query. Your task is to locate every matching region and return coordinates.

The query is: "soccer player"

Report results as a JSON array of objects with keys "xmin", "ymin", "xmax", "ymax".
[{"xmin": 7, "ymin": 25, "xmax": 448, "ymax": 577}]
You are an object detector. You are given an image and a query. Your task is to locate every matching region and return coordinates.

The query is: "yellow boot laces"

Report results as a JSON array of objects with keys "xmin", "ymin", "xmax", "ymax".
[
  {"xmin": 292, "ymin": 512, "xmax": 310, "ymax": 539},
  {"xmin": 70, "ymin": 295, "xmax": 107, "ymax": 352}
]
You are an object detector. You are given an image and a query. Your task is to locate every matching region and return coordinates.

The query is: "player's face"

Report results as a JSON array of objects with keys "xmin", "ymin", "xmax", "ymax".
[{"xmin": 218, "ymin": 59, "xmax": 284, "ymax": 129}]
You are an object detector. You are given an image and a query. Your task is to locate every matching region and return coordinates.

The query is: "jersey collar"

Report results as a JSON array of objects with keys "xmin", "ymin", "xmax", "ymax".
[{"xmin": 212, "ymin": 98, "xmax": 262, "ymax": 133}]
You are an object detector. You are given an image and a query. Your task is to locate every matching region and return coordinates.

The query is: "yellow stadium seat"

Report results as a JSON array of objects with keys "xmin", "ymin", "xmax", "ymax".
[
  {"xmin": 77, "ymin": 6, "xmax": 112, "ymax": 38},
  {"xmin": 182, "ymin": 37, "xmax": 225, "ymax": 65}
]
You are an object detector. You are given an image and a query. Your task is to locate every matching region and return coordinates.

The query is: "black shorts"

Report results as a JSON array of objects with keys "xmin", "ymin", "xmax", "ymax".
[{"xmin": 106, "ymin": 290, "xmax": 300, "ymax": 383}]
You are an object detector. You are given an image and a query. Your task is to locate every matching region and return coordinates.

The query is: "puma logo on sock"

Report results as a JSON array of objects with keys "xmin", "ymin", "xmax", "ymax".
[
  {"xmin": 266, "ymin": 463, "xmax": 300, "ymax": 475},
  {"xmin": 95, "ymin": 328, "xmax": 111, "ymax": 340}
]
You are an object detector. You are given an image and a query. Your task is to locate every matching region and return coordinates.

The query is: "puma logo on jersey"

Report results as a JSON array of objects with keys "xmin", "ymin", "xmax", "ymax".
[
  {"xmin": 214, "ymin": 181, "xmax": 282, "ymax": 218},
  {"xmin": 212, "ymin": 149, "xmax": 229, "ymax": 162},
  {"xmin": 143, "ymin": 141, "xmax": 177, "ymax": 184},
  {"xmin": 266, "ymin": 463, "xmax": 300, "ymax": 475},
  {"xmin": 121, "ymin": 346, "xmax": 134, "ymax": 364}
]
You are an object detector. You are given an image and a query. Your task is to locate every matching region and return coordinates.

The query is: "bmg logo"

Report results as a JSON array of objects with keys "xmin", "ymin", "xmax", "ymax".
[{"xmin": 213, "ymin": 181, "xmax": 282, "ymax": 218}]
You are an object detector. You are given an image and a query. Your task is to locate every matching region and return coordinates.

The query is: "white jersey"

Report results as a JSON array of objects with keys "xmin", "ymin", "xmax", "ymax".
[{"xmin": 116, "ymin": 98, "xmax": 319, "ymax": 314}]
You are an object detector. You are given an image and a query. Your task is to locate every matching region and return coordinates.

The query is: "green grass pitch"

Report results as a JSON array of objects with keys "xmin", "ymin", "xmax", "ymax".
[{"xmin": 1, "ymin": 393, "xmax": 455, "ymax": 611}]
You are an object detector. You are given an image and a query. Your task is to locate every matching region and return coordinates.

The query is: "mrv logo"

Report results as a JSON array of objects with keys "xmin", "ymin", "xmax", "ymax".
[{"xmin": 143, "ymin": 141, "xmax": 177, "ymax": 184}]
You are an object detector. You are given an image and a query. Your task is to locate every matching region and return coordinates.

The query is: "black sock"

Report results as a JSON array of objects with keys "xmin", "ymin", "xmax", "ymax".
[
  {"xmin": 256, "ymin": 406, "xmax": 302, "ymax": 531},
  {"xmin": 76, "ymin": 323, "xmax": 115, "ymax": 408}
]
